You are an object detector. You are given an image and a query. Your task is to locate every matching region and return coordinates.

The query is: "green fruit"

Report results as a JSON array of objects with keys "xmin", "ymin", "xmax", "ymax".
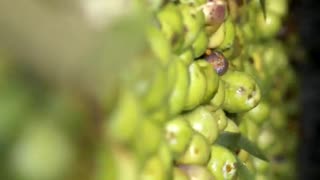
[
  {"xmin": 208, "ymin": 21, "xmax": 225, "ymax": 48},
  {"xmin": 270, "ymin": 107, "xmax": 287, "ymax": 129},
  {"xmin": 207, "ymin": 79, "xmax": 225, "ymax": 111},
  {"xmin": 257, "ymin": 127, "xmax": 276, "ymax": 151},
  {"xmin": 179, "ymin": 0, "xmax": 206, "ymax": 6},
  {"xmin": 169, "ymin": 59, "xmax": 190, "ymax": 116},
  {"xmin": 179, "ymin": 165, "xmax": 215, "ymax": 180},
  {"xmin": 147, "ymin": 26, "xmax": 172, "ymax": 66},
  {"xmin": 211, "ymin": 108, "xmax": 228, "ymax": 131},
  {"xmin": 111, "ymin": 146, "xmax": 139, "ymax": 180},
  {"xmin": 141, "ymin": 65, "xmax": 169, "ymax": 112},
  {"xmin": 255, "ymin": 11, "xmax": 282, "ymax": 39},
  {"xmin": 192, "ymin": 30, "xmax": 209, "ymax": 58},
  {"xmin": 222, "ymin": 71, "xmax": 261, "ymax": 113},
  {"xmin": 252, "ymin": 156, "xmax": 270, "ymax": 173},
  {"xmin": 217, "ymin": 17, "xmax": 235, "ymax": 51},
  {"xmin": 176, "ymin": 132, "xmax": 210, "ymax": 165},
  {"xmin": 266, "ymin": 0, "xmax": 288, "ymax": 17},
  {"xmin": 173, "ymin": 167, "xmax": 189, "ymax": 180},
  {"xmin": 224, "ymin": 118, "xmax": 240, "ymax": 133},
  {"xmin": 237, "ymin": 150, "xmax": 250, "ymax": 162},
  {"xmin": 185, "ymin": 106, "xmax": 219, "ymax": 144},
  {"xmin": 184, "ymin": 61, "xmax": 207, "ymax": 110},
  {"xmin": 197, "ymin": 60, "xmax": 219, "ymax": 103},
  {"xmin": 108, "ymin": 90, "xmax": 142, "ymax": 143},
  {"xmin": 134, "ymin": 120, "xmax": 162, "ymax": 158},
  {"xmin": 239, "ymin": 117, "xmax": 259, "ymax": 142},
  {"xmin": 157, "ymin": 3, "xmax": 185, "ymax": 52},
  {"xmin": 140, "ymin": 155, "xmax": 166, "ymax": 180},
  {"xmin": 148, "ymin": 105, "xmax": 169, "ymax": 124},
  {"xmin": 240, "ymin": 101, "xmax": 271, "ymax": 125},
  {"xmin": 207, "ymin": 145, "xmax": 237, "ymax": 180},
  {"xmin": 165, "ymin": 116, "xmax": 194, "ymax": 156},
  {"xmin": 158, "ymin": 141, "xmax": 173, "ymax": 179},
  {"xmin": 179, "ymin": 49, "xmax": 194, "ymax": 66},
  {"xmin": 179, "ymin": 4, "xmax": 205, "ymax": 50}
]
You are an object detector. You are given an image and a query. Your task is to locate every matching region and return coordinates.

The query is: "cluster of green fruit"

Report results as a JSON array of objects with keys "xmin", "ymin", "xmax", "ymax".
[
  {"xmin": 0, "ymin": 0, "xmax": 300, "ymax": 180},
  {"xmin": 101, "ymin": 0, "xmax": 299, "ymax": 179}
]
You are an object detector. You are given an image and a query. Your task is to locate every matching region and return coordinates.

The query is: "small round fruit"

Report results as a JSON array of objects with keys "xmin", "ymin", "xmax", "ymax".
[
  {"xmin": 207, "ymin": 145, "xmax": 237, "ymax": 180},
  {"xmin": 176, "ymin": 132, "xmax": 210, "ymax": 165},
  {"xmin": 173, "ymin": 167, "xmax": 189, "ymax": 180},
  {"xmin": 205, "ymin": 51, "xmax": 229, "ymax": 76},
  {"xmin": 185, "ymin": 106, "xmax": 219, "ymax": 144},
  {"xmin": 211, "ymin": 108, "xmax": 228, "ymax": 131},
  {"xmin": 164, "ymin": 116, "xmax": 194, "ymax": 156},
  {"xmin": 224, "ymin": 118, "xmax": 240, "ymax": 133},
  {"xmin": 255, "ymin": 11, "xmax": 282, "ymax": 39},
  {"xmin": 221, "ymin": 71, "xmax": 261, "ymax": 113},
  {"xmin": 207, "ymin": 80, "xmax": 225, "ymax": 111},
  {"xmin": 179, "ymin": 165, "xmax": 215, "ymax": 180}
]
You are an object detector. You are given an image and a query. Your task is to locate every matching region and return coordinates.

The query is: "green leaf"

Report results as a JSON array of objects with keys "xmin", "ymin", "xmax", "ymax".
[
  {"xmin": 236, "ymin": 157, "xmax": 255, "ymax": 180},
  {"xmin": 259, "ymin": 0, "xmax": 267, "ymax": 20},
  {"xmin": 215, "ymin": 132, "xmax": 241, "ymax": 151},
  {"xmin": 215, "ymin": 132, "xmax": 268, "ymax": 161},
  {"xmin": 238, "ymin": 135, "xmax": 268, "ymax": 161}
]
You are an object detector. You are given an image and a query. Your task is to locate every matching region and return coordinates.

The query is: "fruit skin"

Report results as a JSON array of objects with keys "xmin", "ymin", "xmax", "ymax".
[
  {"xmin": 176, "ymin": 132, "xmax": 210, "ymax": 165},
  {"xmin": 255, "ymin": 11, "xmax": 282, "ymax": 39},
  {"xmin": 184, "ymin": 61, "xmax": 207, "ymax": 110},
  {"xmin": 134, "ymin": 120, "xmax": 162, "ymax": 159},
  {"xmin": 168, "ymin": 59, "xmax": 190, "ymax": 116},
  {"xmin": 140, "ymin": 155, "xmax": 166, "ymax": 180},
  {"xmin": 179, "ymin": 49, "xmax": 194, "ymax": 66},
  {"xmin": 164, "ymin": 116, "xmax": 194, "ymax": 156},
  {"xmin": 207, "ymin": 145, "xmax": 237, "ymax": 180},
  {"xmin": 205, "ymin": 51, "xmax": 229, "ymax": 76},
  {"xmin": 207, "ymin": 80, "xmax": 225, "ymax": 111},
  {"xmin": 197, "ymin": 60, "xmax": 219, "ymax": 103},
  {"xmin": 221, "ymin": 71, "xmax": 261, "ymax": 113},
  {"xmin": 207, "ymin": 21, "xmax": 225, "ymax": 48},
  {"xmin": 179, "ymin": 0, "xmax": 206, "ymax": 6},
  {"xmin": 179, "ymin": 165, "xmax": 215, "ymax": 180},
  {"xmin": 239, "ymin": 101, "xmax": 271, "ymax": 125},
  {"xmin": 202, "ymin": 0, "xmax": 228, "ymax": 29},
  {"xmin": 157, "ymin": 3, "xmax": 184, "ymax": 52},
  {"xmin": 217, "ymin": 17, "xmax": 235, "ymax": 51},
  {"xmin": 185, "ymin": 106, "xmax": 219, "ymax": 144},
  {"xmin": 239, "ymin": 117, "xmax": 259, "ymax": 142},
  {"xmin": 147, "ymin": 26, "xmax": 171, "ymax": 66},
  {"xmin": 179, "ymin": 4, "xmax": 205, "ymax": 51},
  {"xmin": 192, "ymin": 30, "xmax": 209, "ymax": 58},
  {"xmin": 223, "ymin": 118, "xmax": 240, "ymax": 133},
  {"xmin": 211, "ymin": 108, "xmax": 228, "ymax": 132},
  {"xmin": 173, "ymin": 167, "xmax": 189, "ymax": 180},
  {"xmin": 108, "ymin": 90, "xmax": 142, "ymax": 143}
]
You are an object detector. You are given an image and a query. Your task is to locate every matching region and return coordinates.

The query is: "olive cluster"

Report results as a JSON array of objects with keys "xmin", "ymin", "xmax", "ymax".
[
  {"xmin": 103, "ymin": 0, "xmax": 299, "ymax": 179},
  {"xmin": 0, "ymin": 0, "xmax": 299, "ymax": 180}
]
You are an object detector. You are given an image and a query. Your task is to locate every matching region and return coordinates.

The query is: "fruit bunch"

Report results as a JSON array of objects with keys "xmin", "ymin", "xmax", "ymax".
[
  {"xmin": 100, "ymin": 0, "xmax": 299, "ymax": 179},
  {"xmin": 0, "ymin": 0, "xmax": 300, "ymax": 180}
]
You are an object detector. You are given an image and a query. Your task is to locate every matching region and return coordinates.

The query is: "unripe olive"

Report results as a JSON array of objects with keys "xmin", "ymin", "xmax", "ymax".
[
  {"xmin": 207, "ymin": 79, "xmax": 225, "ymax": 111},
  {"xmin": 207, "ymin": 145, "xmax": 237, "ymax": 180},
  {"xmin": 179, "ymin": 165, "xmax": 215, "ymax": 180},
  {"xmin": 255, "ymin": 11, "xmax": 282, "ymax": 39},
  {"xmin": 221, "ymin": 71, "xmax": 261, "ymax": 113},
  {"xmin": 176, "ymin": 132, "xmax": 210, "ymax": 165},
  {"xmin": 165, "ymin": 116, "xmax": 194, "ymax": 156},
  {"xmin": 185, "ymin": 106, "xmax": 219, "ymax": 144}
]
